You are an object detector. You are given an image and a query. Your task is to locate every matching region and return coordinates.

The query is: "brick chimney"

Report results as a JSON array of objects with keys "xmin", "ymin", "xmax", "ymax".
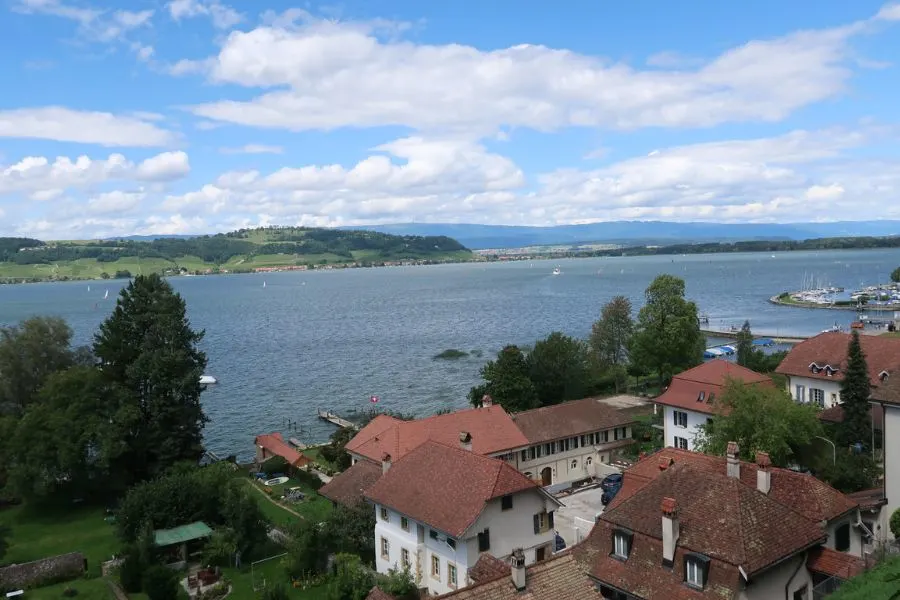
[
  {"xmin": 661, "ymin": 497, "xmax": 679, "ymax": 566},
  {"xmin": 482, "ymin": 394, "xmax": 493, "ymax": 407},
  {"xmin": 726, "ymin": 441, "xmax": 740, "ymax": 479},
  {"xmin": 381, "ymin": 452, "xmax": 392, "ymax": 474},
  {"xmin": 510, "ymin": 548, "xmax": 526, "ymax": 591},
  {"xmin": 658, "ymin": 456, "xmax": 674, "ymax": 471},
  {"xmin": 756, "ymin": 451, "xmax": 772, "ymax": 495},
  {"xmin": 459, "ymin": 431, "xmax": 473, "ymax": 452}
]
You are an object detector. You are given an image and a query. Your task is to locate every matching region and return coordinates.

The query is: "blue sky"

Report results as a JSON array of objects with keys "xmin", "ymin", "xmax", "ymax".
[{"xmin": 1, "ymin": 0, "xmax": 899, "ymax": 238}]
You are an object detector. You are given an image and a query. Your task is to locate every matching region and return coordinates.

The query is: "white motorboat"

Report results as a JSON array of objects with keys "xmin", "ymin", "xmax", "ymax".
[
  {"xmin": 552, "ymin": 266, "xmax": 561, "ymax": 276},
  {"xmin": 199, "ymin": 374, "xmax": 218, "ymax": 385}
]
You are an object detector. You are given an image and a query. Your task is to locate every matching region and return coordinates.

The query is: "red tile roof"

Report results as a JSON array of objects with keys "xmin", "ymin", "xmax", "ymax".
[
  {"xmin": 817, "ymin": 404, "xmax": 883, "ymax": 431},
  {"xmin": 364, "ymin": 441, "xmax": 549, "ymax": 538},
  {"xmin": 467, "ymin": 553, "xmax": 511, "ymax": 584},
  {"xmin": 601, "ymin": 462, "xmax": 826, "ymax": 575},
  {"xmin": 436, "ymin": 553, "xmax": 603, "ymax": 600},
  {"xmin": 807, "ymin": 547, "xmax": 866, "ymax": 580},
  {"xmin": 318, "ymin": 460, "xmax": 382, "ymax": 508},
  {"xmin": 872, "ymin": 369, "xmax": 900, "ymax": 405},
  {"xmin": 345, "ymin": 406, "xmax": 529, "ymax": 464},
  {"xmin": 511, "ymin": 396, "xmax": 650, "ymax": 444},
  {"xmin": 654, "ymin": 360, "xmax": 773, "ymax": 415},
  {"xmin": 775, "ymin": 331, "xmax": 900, "ymax": 387},
  {"xmin": 611, "ymin": 448, "xmax": 858, "ymax": 524},
  {"xmin": 846, "ymin": 487, "xmax": 887, "ymax": 512},
  {"xmin": 254, "ymin": 432, "xmax": 310, "ymax": 468}
]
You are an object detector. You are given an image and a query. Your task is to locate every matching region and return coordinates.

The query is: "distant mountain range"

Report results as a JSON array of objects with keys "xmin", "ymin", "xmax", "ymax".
[{"xmin": 341, "ymin": 221, "xmax": 900, "ymax": 249}]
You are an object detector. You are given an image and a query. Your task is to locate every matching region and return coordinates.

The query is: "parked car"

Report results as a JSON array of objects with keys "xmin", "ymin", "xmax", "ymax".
[
  {"xmin": 601, "ymin": 488, "xmax": 619, "ymax": 506},
  {"xmin": 600, "ymin": 473, "xmax": 623, "ymax": 490}
]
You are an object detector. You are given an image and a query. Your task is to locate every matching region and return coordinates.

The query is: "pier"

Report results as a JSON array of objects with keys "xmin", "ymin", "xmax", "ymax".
[
  {"xmin": 288, "ymin": 438, "xmax": 307, "ymax": 450},
  {"xmin": 700, "ymin": 328, "xmax": 808, "ymax": 344},
  {"xmin": 317, "ymin": 409, "xmax": 357, "ymax": 429}
]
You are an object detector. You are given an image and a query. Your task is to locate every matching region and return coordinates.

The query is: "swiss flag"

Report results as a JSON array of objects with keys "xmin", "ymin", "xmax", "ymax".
[{"xmin": 370, "ymin": 395, "xmax": 379, "ymax": 404}]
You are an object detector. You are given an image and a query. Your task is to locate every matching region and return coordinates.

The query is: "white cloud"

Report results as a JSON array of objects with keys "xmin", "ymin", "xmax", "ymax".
[
  {"xmin": 87, "ymin": 190, "xmax": 145, "ymax": 214},
  {"xmin": 167, "ymin": 0, "xmax": 241, "ymax": 29},
  {"xmin": 13, "ymin": 0, "xmax": 154, "ymax": 44},
  {"xmin": 805, "ymin": 184, "xmax": 845, "ymax": 200},
  {"xmin": 0, "ymin": 150, "xmax": 191, "ymax": 197},
  {"xmin": 135, "ymin": 151, "xmax": 191, "ymax": 181},
  {"xmin": 176, "ymin": 10, "xmax": 889, "ymax": 135},
  {"xmin": 876, "ymin": 3, "xmax": 900, "ymax": 20},
  {"xmin": 219, "ymin": 144, "xmax": 284, "ymax": 155},
  {"xmin": 0, "ymin": 107, "xmax": 177, "ymax": 147}
]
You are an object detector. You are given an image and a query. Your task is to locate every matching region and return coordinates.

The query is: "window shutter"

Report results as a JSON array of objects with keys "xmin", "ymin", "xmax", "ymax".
[
  {"xmin": 548, "ymin": 511, "xmax": 555, "ymax": 528},
  {"xmin": 533, "ymin": 514, "xmax": 540, "ymax": 534},
  {"xmin": 673, "ymin": 410, "xmax": 677, "ymax": 425}
]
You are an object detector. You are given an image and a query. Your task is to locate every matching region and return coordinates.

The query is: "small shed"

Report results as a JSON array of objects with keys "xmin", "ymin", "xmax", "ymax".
[{"xmin": 154, "ymin": 521, "xmax": 214, "ymax": 563}]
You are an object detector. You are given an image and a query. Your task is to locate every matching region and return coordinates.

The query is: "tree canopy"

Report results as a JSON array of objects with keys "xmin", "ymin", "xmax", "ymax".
[
  {"xmin": 891, "ymin": 266, "xmax": 900, "ymax": 283},
  {"xmin": 836, "ymin": 331, "xmax": 872, "ymax": 449},
  {"xmin": 695, "ymin": 379, "xmax": 823, "ymax": 467},
  {"xmin": 630, "ymin": 274, "xmax": 704, "ymax": 384},
  {"xmin": 469, "ymin": 345, "xmax": 539, "ymax": 412},
  {"xmin": 590, "ymin": 296, "xmax": 633, "ymax": 367},
  {"xmin": 526, "ymin": 332, "xmax": 592, "ymax": 405}
]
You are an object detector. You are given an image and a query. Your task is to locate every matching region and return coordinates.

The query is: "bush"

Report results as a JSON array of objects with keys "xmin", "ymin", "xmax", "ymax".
[
  {"xmin": 119, "ymin": 548, "xmax": 145, "ymax": 593},
  {"xmin": 143, "ymin": 566, "xmax": 179, "ymax": 600},
  {"xmin": 261, "ymin": 456, "xmax": 289, "ymax": 477},
  {"xmin": 202, "ymin": 530, "xmax": 237, "ymax": 567},
  {"xmin": 293, "ymin": 468, "xmax": 323, "ymax": 491},
  {"xmin": 261, "ymin": 584, "xmax": 290, "ymax": 600},
  {"xmin": 890, "ymin": 507, "xmax": 900, "ymax": 539}
]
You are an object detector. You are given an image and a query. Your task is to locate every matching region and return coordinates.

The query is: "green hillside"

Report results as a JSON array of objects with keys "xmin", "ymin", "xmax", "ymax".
[{"xmin": 0, "ymin": 227, "xmax": 474, "ymax": 283}]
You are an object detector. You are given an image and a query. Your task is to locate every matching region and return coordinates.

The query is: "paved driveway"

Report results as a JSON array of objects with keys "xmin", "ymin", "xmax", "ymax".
[{"xmin": 554, "ymin": 485, "xmax": 607, "ymax": 547}]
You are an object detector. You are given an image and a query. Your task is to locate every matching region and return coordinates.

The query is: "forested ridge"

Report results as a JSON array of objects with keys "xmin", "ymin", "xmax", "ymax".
[{"xmin": 0, "ymin": 226, "xmax": 469, "ymax": 265}]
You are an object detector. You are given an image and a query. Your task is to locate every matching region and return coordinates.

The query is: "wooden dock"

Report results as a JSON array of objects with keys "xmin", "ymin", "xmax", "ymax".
[
  {"xmin": 288, "ymin": 438, "xmax": 307, "ymax": 450},
  {"xmin": 317, "ymin": 409, "xmax": 357, "ymax": 429},
  {"xmin": 700, "ymin": 328, "xmax": 808, "ymax": 344}
]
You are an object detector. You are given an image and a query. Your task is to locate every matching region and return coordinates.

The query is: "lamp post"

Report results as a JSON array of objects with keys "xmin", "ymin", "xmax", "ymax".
[{"xmin": 814, "ymin": 435, "xmax": 836, "ymax": 465}]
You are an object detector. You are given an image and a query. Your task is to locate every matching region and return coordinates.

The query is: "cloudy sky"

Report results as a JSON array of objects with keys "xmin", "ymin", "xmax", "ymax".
[{"xmin": 1, "ymin": 0, "xmax": 899, "ymax": 239}]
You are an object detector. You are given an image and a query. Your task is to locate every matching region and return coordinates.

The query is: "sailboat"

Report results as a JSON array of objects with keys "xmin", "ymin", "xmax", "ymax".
[
  {"xmin": 103, "ymin": 289, "xmax": 109, "ymax": 300},
  {"xmin": 263, "ymin": 281, "xmax": 267, "ymax": 288},
  {"xmin": 87, "ymin": 285, "xmax": 91, "ymax": 292},
  {"xmin": 552, "ymin": 266, "xmax": 561, "ymax": 276}
]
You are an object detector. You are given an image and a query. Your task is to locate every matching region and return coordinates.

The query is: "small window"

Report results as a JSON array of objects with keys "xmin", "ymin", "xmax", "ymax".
[
  {"xmin": 674, "ymin": 436, "xmax": 688, "ymax": 450},
  {"xmin": 400, "ymin": 516, "xmax": 409, "ymax": 531},
  {"xmin": 674, "ymin": 411, "xmax": 688, "ymax": 428},
  {"xmin": 613, "ymin": 533, "xmax": 629, "ymax": 559},
  {"xmin": 501, "ymin": 495, "xmax": 513, "ymax": 511},
  {"xmin": 697, "ymin": 391, "xmax": 705, "ymax": 402},
  {"xmin": 447, "ymin": 537, "xmax": 456, "ymax": 550},
  {"xmin": 685, "ymin": 559, "xmax": 702, "ymax": 587},
  {"xmin": 380, "ymin": 507, "xmax": 389, "ymax": 522},
  {"xmin": 571, "ymin": 459, "xmax": 578, "ymax": 470},
  {"xmin": 521, "ymin": 450, "xmax": 528, "ymax": 462},
  {"xmin": 380, "ymin": 537, "xmax": 390, "ymax": 559},
  {"xmin": 533, "ymin": 511, "xmax": 553, "ymax": 534},
  {"xmin": 586, "ymin": 457, "xmax": 593, "ymax": 466},
  {"xmin": 401, "ymin": 548, "xmax": 410, "ymax": 568},
  {"xmin": 573, "ymin": 436, "xmax": 579, "ymax": 449},
  {"xmin": 431, "ymin": 555, "xmax": 440, "ymax": 578},
  {"xmin": 580, "ymin": 435, "xmax": 586, "ymax": 446},
  {"xmin": 835, "ymin": 523, "xmax": 851, "ymax": 552},
  {"xmin": 448, "ymin": 564, "xmax": 457, "ymax": 586},
  {"xmin": 429, "ymin": 529, "xmax": 438, "ymax": 540},
  {"xmin": 478, "ymin": 529, "xmax": 491, "ymax": 552}
]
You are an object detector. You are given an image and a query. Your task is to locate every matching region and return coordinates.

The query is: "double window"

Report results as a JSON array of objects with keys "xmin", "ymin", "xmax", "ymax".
[
  {"xmin": 380, "ymin": 537, "xmax": 390, "ymax": 559},
  {"xmin": 684, "ymin": 554, "xmax": 710, "ymax": 589},
  {"xmin": 533, "ymin": 511, "xmax": 554, "ymax": 534},
  {"xmin": 673, "ymin": 410, "xmax": 688, "ymax": 428},
  {"xmin": 400, "ymin": 548, "xmax": 410, "ymax": 568},
  {"xmin": 448, "ymin": 564, "xmax": 458, "ymax": 587},
  {"xmin": 501, "ymin": 495, "xmax": 513, "ymax": 511},
  {"xmin": 674, "ymin": 436, "xmax": 688, "ymax": 450},
  {"xmin": 811, "ymin": 388, "xmax": 825, "ymax": 408},
  {"xmin": 795, "ymin": 385, "xmax": 806, "ymax": 403},
  {"xmin": 612, "ymin": 529, "xmax": 632, "ymax": 560},
  {"xmin": 431, "ymin": 555, "xmax": 440, "ymax": 578}
]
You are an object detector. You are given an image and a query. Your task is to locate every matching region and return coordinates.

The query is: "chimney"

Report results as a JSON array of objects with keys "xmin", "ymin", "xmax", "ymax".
[
  {"xmin": 459, "ymin": 431, "xmax": 473, "ymax": 452},
  {"xmin": 726, "ymin": 441, "xmax": 740, "ymax": 479},
  {"xmin": 381, "ymin": 452, "xmax": 392, "ymax": 474},
  {"xmin": 756, "ymin": 451, "xmax": 772, "ymax": 495},
  {"xmin": 510, "ymin": 548, "xmax": 526, "ymax": 591},
  {"xmin": 658, "ymin": 456, "xmax": 673, "ymax": 471},
  {"xmin": 482, "ymin": 394, "xmax": 493, "ymax": 407},
  {"xmin": 661, "ymin": 497, "xmax": 679, "ymax": 566}
]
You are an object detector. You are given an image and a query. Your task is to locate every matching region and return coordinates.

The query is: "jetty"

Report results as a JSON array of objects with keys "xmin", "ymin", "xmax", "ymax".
[
  {"xmin": 288, "ymin": 438, "xmax": 307, "ymax": 450},
  {"xmin": 317, "ymin": 409, "xmax": 357, "ymax": 430},
  {"xmin": 700, "ymin": 328, "xmax": 808, "ymax": 344}
]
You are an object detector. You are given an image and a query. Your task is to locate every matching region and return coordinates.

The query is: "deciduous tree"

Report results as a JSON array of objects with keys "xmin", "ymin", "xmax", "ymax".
[
  {"xmin": 695, "ymin": 379, "xmax": 823, "ymax": 467},
  {"xmin": 630, "ymin": 275, "xmax": 704, "ymax": 384},
  {"xmin": 94, "ymin": 273, "xmax": 208, "ymax": 481},
  {"xmin": 891, "ymin": 266, "xmax": 900, "ymax": 283},
  {"xmin": 469, "ymin": 345, "xmax": 538, "ymax": 412},
  {"xmin": 326, "ymin": 554, "xmax": 375, "ymax": 600},
  {"xmin": 837, "ymin": 331, "xmax": 873, "ymax": 449},
  {"xmin": 526, "ymin": 332, "xmax": 591, "ymax": 405},
  {"xmin": 735, "ymin": 320, "xmax": 754, "ymax": 368},
  {"xmin": 590, "ymin": 296, "xmax": 633, "ymax": 367}
]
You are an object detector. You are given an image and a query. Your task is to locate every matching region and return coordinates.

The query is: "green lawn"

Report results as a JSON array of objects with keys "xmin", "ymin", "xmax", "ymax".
[
  {"xmin": 0, "ymin": 505, "xmax": 119, "ymax": 578},
  {"xmin": 247, "ymin": 477, "xmax": 333, "ymax": 528},
  {"xmin": 22, "ymin": 577, "xmax": 114, "ymax": 600},
  {"xmin": 224, "ymin": 558, "xmax": 328, "ymax": 600},
  {"xmin": 829, "ymin": 555, "xmax": 900, "ymax": 599},
  {"xmin": 300, "ymin": 447, "xmax": 339, "ymax": 474}
]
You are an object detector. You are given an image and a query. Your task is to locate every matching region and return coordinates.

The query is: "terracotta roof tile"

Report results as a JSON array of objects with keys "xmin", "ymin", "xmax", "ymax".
[
  {"xmin": 467, "ymin": 553, "xmax": 510, "ymax": 584},
  {"xmin": 817, "ymin": 404, "xmax": 883, "ymax": 430},
  {"xmin": 872, "ymin": 369, "xmax": 900, "ymax": 405},
  {"xmin": 254, "ymin": 432, "xmax": 310, "ymax": 468},
  {"xmin": 346, "ymin": 406, "xmax": 529, "ymax": 464},
  {"xmin": 654, "ymin": 360, "xmax": 773, "ymax": 415},
  {"xmin": 615, "ymin": 448, "xmax": 858, "ymax": 523},
  {"xmin": 318, "ymin": 460, "xmax": 382, "ymax": 508},
  {"xmin": 807, "ymin": 547, "xmax": 866, "ymax": 579},
  {"xmin": 364, "ymin": 441, "xmax": 548, "ymax": 538},
  {"xmin": 846, "ymin": 487, "xmax": 887, "ymax": 512},
  {"xmin": 601, "ymin": 462, "xmax": 826, "ymax": 575},
  {"xmin": 436, "ymin": 553, "xmax": 602, "ymax": 600},
  {"xmin": 511, "ymin": 396, "xmax": 651, "ymax": 444},
  {"xmin": 775, "ymin": 332, "xmax": 900, "ymax": 387}
]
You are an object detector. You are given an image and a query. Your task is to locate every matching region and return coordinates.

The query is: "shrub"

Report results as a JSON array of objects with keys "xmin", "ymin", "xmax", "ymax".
[
  {"xmin": 261, "ymin": 584, "xmax": 290, "ymax": 600},
  {"xmin": 202, "ymin": 530, "xmax": 237, "ymax": 567},
  {"xmin": 261, "ymin": 456, "xmax": 289, "ymax": 477},
  {"xmin": 143, "ymin": 566, "xmax": 178, "ymax": 600},
  {"xmin": 890, "ymin": 507, "xmax": 900, "ymax": 539},
  {"xmin": 293, "ymin": 468, "xmax": 323, "ymax": 491},
  {"xmin": 119, "ymin": 547, "xmax": 145, "ymax": 593}
]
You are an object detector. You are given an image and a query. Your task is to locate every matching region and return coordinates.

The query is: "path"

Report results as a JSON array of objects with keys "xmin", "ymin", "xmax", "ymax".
[{"xmin": 246, "ymin": 480, "xmax": 305, "ymax": 520}]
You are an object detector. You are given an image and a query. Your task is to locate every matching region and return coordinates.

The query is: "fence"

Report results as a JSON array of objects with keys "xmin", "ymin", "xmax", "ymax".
[{"xmin": 251, "ymin": 553, "xmax": 288, "ymax": 592}]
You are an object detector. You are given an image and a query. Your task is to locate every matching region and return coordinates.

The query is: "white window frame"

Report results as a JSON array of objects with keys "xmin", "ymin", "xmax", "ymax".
[
  {"xmin": 796, "ymin": 384, "xmax": 806, "ymax": 403},
  {"xmin": 431, "ymin": 555, "xmax": 440, "ymax": 578},
  {"xmin": 401, "ymin": 548, "xmax": 410, "ymax": 568},
  {"xmin": 674, "ymin": 436, "xmax": 688, "ymax": 450},
  {"xmin": 448, "ymin": 564, "xmax": 457, "ymax": 587},
  {"xmin": 674, "ymin": 410, "xmax": 688, "ymax": 428},
  {"xmin": 613, "ymin": 533, "xmax": 629, "ymax": 559},
  {"xmin": 686, "ymin": 559, "xmax": 702, "ymax": 587},
  {"xmin": 400, "ymin": 516, "xmax": 409, "ymax": 531},
  {"xmin": 380, "ymin": 537, "xmax": 390, "ymax": 559},
  {"xmin": 380, "ymin": 507, "xmax": 389, "ymax": 522},
  {"xmin": 811, "ymin": 388, "xmax": 825, "ymax": 407}
]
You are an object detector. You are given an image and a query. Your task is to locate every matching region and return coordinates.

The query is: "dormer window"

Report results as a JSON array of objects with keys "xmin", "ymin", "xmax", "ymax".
[
  {"xmin": 810, "ymin": 364, "xmax": 821, "ymax": 374},
  {"xmin": 825, "ymin": 366, "xmax": 837, "ymax": 377},
  {"xmin": 880, "ymin": 371, "xmax": 890, "ymax": 383},
  {"xmin": 708, "ymin": 392, "xmax": 716, "ymax": 404},
  {"xmin": 612, "ymin": 529, "xmax": 633, "ymax": 560},
  {"xmin": 697, "ymin": 391, "xmax": 705, "ymax": 402},
  {"xmin": 684, "ymin": 553, "xmax": 710, "ymax": 589}
]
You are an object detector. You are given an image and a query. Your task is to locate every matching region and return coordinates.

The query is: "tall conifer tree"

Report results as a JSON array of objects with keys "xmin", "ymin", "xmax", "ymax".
[{"xmin": 837, "ymin": 331, "xmax": 871, "ymax": 449}]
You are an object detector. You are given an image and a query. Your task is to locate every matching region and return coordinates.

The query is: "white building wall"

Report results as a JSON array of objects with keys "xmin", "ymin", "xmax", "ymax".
[
  {"xmin": 663, "ymin": 406, "xmax": 710, "ymax": 451},
  {"xmin": 823, "ymin": 513, "xmax": 863, "ymax": 557},
  {"xmin": 738, "ymin": 554, "xmax": 814, "ymax": 600},
  {"xmin": 785, "ymin": 375, "xmax": 843, "ymax": 408},
  {"xmin": 511, "ymin": 426, "xmax": 633, "ymax": 485},
  {"xmin": 883, "ymin": 406, "xmax": 900, "ymax": 540},
  {"xmin": 466, "ymin": 489, "xmax": 558, "ymax": 566}
]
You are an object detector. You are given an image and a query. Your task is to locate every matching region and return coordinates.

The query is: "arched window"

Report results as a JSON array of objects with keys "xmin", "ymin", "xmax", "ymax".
[
  {"xmin": 586, "ymin": 457, "xmax": 593, "ymax": 466},
  {"xmin": 571, "ymin": 459, "xmax": 578, "ymax": 470}
]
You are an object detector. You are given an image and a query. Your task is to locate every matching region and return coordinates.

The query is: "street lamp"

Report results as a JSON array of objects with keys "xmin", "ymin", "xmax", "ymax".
[{"xmin": 814, "ymin": 435, "xmax": 836, "ymax": 465}]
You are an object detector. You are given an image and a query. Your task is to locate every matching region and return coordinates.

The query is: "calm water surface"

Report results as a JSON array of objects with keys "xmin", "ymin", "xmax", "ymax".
[{"xmin": 1, "ymin": 248, "xmax": 898, "ymax": 459}]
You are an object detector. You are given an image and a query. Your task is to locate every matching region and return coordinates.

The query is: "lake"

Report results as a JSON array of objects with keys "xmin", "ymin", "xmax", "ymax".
[{"xmin": 1, "ymin": 248, "xmax": 898, "ymax": 459}]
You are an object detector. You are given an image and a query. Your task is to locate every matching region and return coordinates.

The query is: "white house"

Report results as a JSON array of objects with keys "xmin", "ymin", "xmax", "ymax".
[
  {"xmin": 508, "ymin": 395, "xmax": 649, "ymax": 486},
  {"xmin": 655, "ymin": 360, "xmax": 773, "ymax": 451},
  {"xmin": 776, "ymin": 331, "xmax": 900, "ymax": 409},
  {"xmin": 871, "ymin": 374, "xmax": 900, "ymax": 542},
  {"xmin": 363, "ymin": 437, "xmax": 562, "ymax": 596}
]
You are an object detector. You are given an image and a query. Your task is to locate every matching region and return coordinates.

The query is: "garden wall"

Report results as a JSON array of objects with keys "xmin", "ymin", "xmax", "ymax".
[{"xmin": 0, "ymin": 552, "xmax": 86, "ymax": 591}]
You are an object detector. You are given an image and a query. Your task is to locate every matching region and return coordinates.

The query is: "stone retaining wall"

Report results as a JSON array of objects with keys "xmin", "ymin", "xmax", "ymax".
[{"xmin": 0, "ymin": 552, "xmax": 86, "ymax": 591}]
